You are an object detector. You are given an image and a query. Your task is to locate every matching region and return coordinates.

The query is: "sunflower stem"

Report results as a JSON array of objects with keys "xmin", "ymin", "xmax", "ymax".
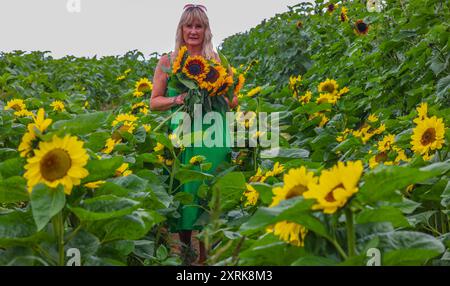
[
  {"xmin": 52, "ymin": 211, "xmax": 65, "ymax": 266},
  {"xmin": 329, "ymin": 237, "xmax": 348, "ymax": 260},
  {"xmin": 345, "ymin": 207, "xmax": 356, "ymax": 257},
  {"xmin": 153, "ymin": 105, "xmax": 184, "ymax": 133}
]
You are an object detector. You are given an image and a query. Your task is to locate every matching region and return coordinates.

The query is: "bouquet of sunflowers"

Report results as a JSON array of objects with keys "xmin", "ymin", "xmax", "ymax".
[{"xmin": 163, "ymin": 46, "xmax": 243, "ymax": 117}]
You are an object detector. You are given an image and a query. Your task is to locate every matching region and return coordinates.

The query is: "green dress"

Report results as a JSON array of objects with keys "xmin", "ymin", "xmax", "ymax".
[{"xmin": 166, "ymin": 78, "xmax": 231, "ymax": 232}]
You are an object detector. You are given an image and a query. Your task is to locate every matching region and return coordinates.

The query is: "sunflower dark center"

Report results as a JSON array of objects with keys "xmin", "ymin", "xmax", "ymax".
[
  {"xmin": 323, "ymin": 83, "xmax": 336, "ymax": 93},
  {"xmin": 11, "ymin": 104, "xmax": 22, "ymax": 111},
  {"xmin": 325, "ymin": 183, "xmax": 344, "ymax": 203},
  {"xmin": 375, "ymin": 152, "xmax": 388, "ymax": 163},
  {"xmin": 187, "ymin": 60, "xmax": 204, "ymax": 76},
  {"xmin": 421, "ymin": 128, "xmax": 436, "ymax": 146},
  {"xmin": 357, "ymin": 22, "xmax": 368, "ymax": 32},
  {"xmin": 40, "ymin": 148, "xmax": 72, "ymax": 182},
  {"xmin": 286, "ymin": 184, "xmax": 308, "ymax": 199},
  {"xmin": 327, "ymin": 4, "xmax": 335, "ymax": 12},
  {"xmin": 205, "ymin": 68, "xmax": 219, "ymax": 83},
  {"xmin": 138, "ymin": 83, "xmax": 150, "ymax": 92}
]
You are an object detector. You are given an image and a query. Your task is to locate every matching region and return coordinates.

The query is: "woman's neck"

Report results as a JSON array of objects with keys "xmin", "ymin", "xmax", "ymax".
[{"xmin": 186, "ymin": 44, "xmax": 202, "ymax": 56}]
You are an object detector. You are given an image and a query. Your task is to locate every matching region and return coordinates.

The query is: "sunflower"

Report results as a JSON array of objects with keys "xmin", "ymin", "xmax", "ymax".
[
  {"xmin": 337, "ymin": 87, "xmax": 349, "ymax": 97},
  {"xmin": 5, "ymin": 99, "xmax": 26, "ymax": 112},
  {"xmin": 84, "ymin": 180, "xmax": 105, "ymax": 189},
  {"xmin": 340, "ymin": 7, "xmax": 349, "ymax": 22},
  {"xmin": 413, "ymin": 102, "xmax": 428, "ymax": 124},
  {"xmin": 118, "ymin": 122, "xmax": 136, "ymax": 134},
  {"xmin": 304, "ymin": 161, "xmax": 363, "ymax": 214},
  {"xmin": 296, "ymin": 21, "xmax": 303, "ymax": 29},
  {"xmin": 411, "ymin": 116, "xmax": 445, "ymax": 155},
  {"xmin": 316, "ymin": 93, "xmax": 337, "ymax": 105},
  {"xmin": 318, "ymin": 79, "xmax": 339, "ymax": 94},
  {"xmin": 115, "ymin": 163, "xmax": 132, "ymax": 177},
  {"xmin": 394, "ymin": 148, "xmax": 410, "ymax": 163},
  {"xmin": 377, "ymin": 134, "xmax": 395, "ymax": 152},
  {"xmin": 299, "ymin": 91, "xmax": 312, "ymax": 104},
  {"xmin": 243, "ymin": 184, "xmax": 259, "ymax": 207},
  {"xmin": 319, "ymin": 115, "xmax": 329, "ymax": 128},
  {"xmin": 215, "ymin": 74, "xmax": 234, "ymax": 96},
  {"xmin": 267, "ymin": 221, "xmax": 308, "ymax": 247},
  {"xmin": 182, "ymin": 55, "xmax": 210, "ymax": 83},
  {"xmin": 153, "ymin": 142, "xmax": 165, "ymax": 152},
  {"xmin": 327, "ymin": 3, "xmax": 338, "ymax": 13},
  {"xmin": 234, "ymin": 74, "xmax": 246, "ymax": 94},
  {"xmin": 249, "ymin": 167, "xmax": 267, "ymax": 183},
  {"xmin": 369, "ymin": 152, "xmax": 389, "ymax": 169},
  {"xmin": 14, "ymin": 109, "xmax": 33, "ymax": 117},
  {"xmin": 31, "ymin": 108, "xmax": 52, "ymax": 133},
  {"xmin": 247, "ymin": 86, "xmax": 262, "ymax": 97},
  {"xmin": 116, "ymin": 75, "xmax": 126, "ymax": 81},
  {"xmin": 200, "ymin": 64, "xmax": 227, "ymax": 93},
  {"xmin": 102, "ymin": 138, "xmax": 121, "ymax": 154},
  {"xmin": 355, "ymin": 20, "xmax": 369, "ymax": 35},
  {"xmin": 18, "ymin": 130, "xmax": 37, "ymax": 158},
  {"xmin": 270, "ymin": 166, "xmax": 317, "ymax": 207},
  {"xmin": 189, "ymin": 155, "xmax": 206, "ymax": 165},
  {"xmin": 135, "ymin": 78, "xmax": 153, "ymax": 93},
  {"xmin": 124, "ymin": 68, "xmax": 132, "ymax": 75},
  {"xmin": 23, "ymin": 135, "xmax": 89, "ymax": 195},
  {"xmin": 112, "ymin": 113, "xmax": 138, "ymax": 127},
  {"xmin": 368, "ymin": 114, "xmax": 379, "ymax": 123},
  {"xmin": 50, "ymin": 100, "xmax": 65, "ymax": 112},
  {"xmin": 265, "ymin": 162, "xmax": 285, "ymax": 178},
  {"xmin": 172, "ymin": 46, "xmax": 188, "ymax": 74},
  {"xmin": 143, "ymin": 124, "xmax": 151, "ymax": 133},
  {"xmin": 131, "ymin": 102, "xmax": 147, "ymax": 110},
  {"xmin": 133, "ymin": 91, "xmax": 144, "ymax": 98}
]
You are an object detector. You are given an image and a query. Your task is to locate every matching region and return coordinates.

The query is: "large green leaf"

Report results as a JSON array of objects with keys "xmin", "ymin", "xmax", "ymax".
[
  {"xmin": 0, "ymin": 176, "xmax": 29, "ymax": 203},
  {"xmin": 30, "ymin": 184, "xmax": 66, "ymax": 231},
  {"xmin": 358, "ymin": 161, "xmax": 450, "ymax": 203},
  {"xmin": 102, "ymin": 210, "xmax": 165, "ymax": 241},
  {"xmin": 174, "ymin": 169, "xmax": 214, "ymax": 184},
  {"xmin": 68, "ymin": 195, "xmax": 141, "ymax": 221},
  {"xmin": 82, "ymin": 157, "xmax": 124, "ymax": 183},
  {"xmin": 0, "ymin": 209, "xmax": 40, "ymax": 246},
  {"xmin": 51, "ymin": 111, "xmax": 111, "ymax": 135},
  {"xmin": 240, "ymin": 197, "xmax": 328, "ymax": 238},
  {"xmin": 356, "ymin": 206, "xmax": 411, "ymax": 228},
  {"xmin": 210, "ymin": 172, "xmax": 247, "ymax": 212}
]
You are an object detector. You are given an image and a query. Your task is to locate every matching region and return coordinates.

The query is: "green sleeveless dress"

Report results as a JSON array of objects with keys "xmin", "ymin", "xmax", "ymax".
[{"xmin": 165, "ymin": 72, "xmax": 231, "ymax": 232}]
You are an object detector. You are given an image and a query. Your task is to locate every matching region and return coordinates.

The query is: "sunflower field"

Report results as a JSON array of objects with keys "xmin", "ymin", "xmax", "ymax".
[{"xmin": 0, "ymin": 0, "xmax": 449, "ymax": 266}]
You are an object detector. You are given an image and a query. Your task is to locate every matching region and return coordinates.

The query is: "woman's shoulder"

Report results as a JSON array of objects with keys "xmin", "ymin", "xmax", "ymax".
[{"xmin": 158, "ymin": 52, "xmax": 173, "ymax": 68}]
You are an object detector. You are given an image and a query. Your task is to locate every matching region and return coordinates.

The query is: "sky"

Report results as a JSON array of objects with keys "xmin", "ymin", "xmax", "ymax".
[{"xmin": 0, "ymin": 0, "xmax": 312, "ymax": 59}]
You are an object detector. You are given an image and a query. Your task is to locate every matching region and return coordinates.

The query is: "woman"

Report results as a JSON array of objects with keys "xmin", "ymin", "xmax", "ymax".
[{"xmin": 150, "ymin": 4, "xmax": 238, "ymax": 265}]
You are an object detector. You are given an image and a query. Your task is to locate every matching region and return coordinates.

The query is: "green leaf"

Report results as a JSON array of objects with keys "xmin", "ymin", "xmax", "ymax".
[
  {"xmin": 0, "ymin": 176, "xmax": 29, "ymax": 203},
  {"xmin": 68, "ymin": 195, "xmax": 141, "ymax": 221},
  {"xmin": 240, "ymin": 197, "xmax": 328, "ymax": 238},
  {"xmin": 210, "ymin": 172, "xmax": 247, "ymax": 212},
  {"xmin": 358, "ymin": 162, "xmax": 450, "ymax": 203},
  {"xmin": 83, "ymin": 157, "xmax": 124, "ymax": 183},
  {"xmin": 378, "ymin": 231, "xmax": 445, "ymax": 265},
  {"xmin": 0, "ymin": 157, "xmax": 25, "ymax": 178},
  {"xmin": 30, "ymin": 184, "xmax": 66, "ymax": 231},
  {"xmin": 102, "ymin": 210, "xmax": 165, "ymax": 241},
  {"xmin": 52, "ymin": 111, "xmax": 111, "ymax": 135},
  {"xmin": 174, "ymin": 169, "xmax": 214, "ymax": 184},
  {"xmin": 260, "ymin": 147, "xmax": 309, "ymax": 159},
  {"xmin": 356, "ymin": 206, "xmax": 411, "ymax": 228},
  {"xmin": 0, "ymin": 209, "xmax": 39, "ymax": 246}
]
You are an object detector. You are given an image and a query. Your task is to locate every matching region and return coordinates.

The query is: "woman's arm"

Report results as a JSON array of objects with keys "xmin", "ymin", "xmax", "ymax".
[{"xmin": 150, "ymin": 55, "xmax": 187, "ymax": 111}]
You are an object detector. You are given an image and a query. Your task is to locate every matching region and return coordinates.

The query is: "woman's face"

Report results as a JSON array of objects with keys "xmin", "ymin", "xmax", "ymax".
[{"xmin": 183, "ymin": 19, "xmax": 205, "ymax": 47}]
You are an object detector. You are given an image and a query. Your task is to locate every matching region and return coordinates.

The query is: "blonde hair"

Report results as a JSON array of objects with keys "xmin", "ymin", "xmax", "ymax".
[{"xmin": 174, "ymin": 7, "xmax": 216, "ymax": 60}]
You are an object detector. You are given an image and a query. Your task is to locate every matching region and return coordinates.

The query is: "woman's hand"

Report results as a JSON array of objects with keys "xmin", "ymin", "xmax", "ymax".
[{"xmin": 174, "ymin": 92, "xmax": 188, "ymax": 106}]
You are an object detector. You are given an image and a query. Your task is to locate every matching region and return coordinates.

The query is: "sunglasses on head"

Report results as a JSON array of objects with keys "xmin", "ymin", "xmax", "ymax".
[{"xmin": 183, "ymin": 4, "xmax": 207, "ymax": 12}]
